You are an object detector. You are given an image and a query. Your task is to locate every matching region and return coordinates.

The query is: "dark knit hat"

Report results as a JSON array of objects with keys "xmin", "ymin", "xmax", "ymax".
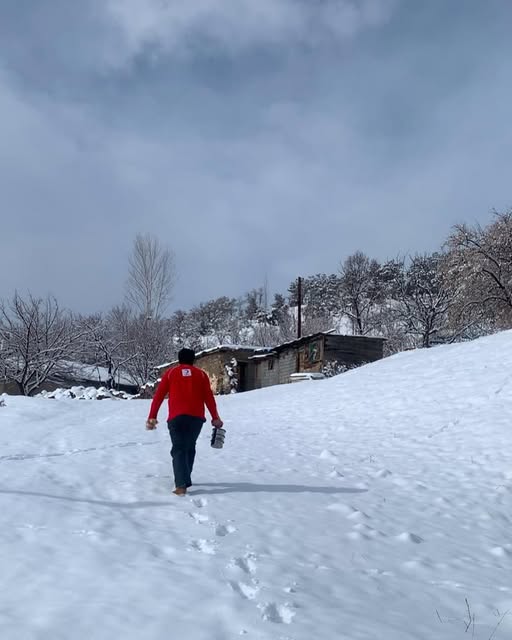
[{"xmin": 178, "ymin": 348, "xmax": 196, "ymax": 365}]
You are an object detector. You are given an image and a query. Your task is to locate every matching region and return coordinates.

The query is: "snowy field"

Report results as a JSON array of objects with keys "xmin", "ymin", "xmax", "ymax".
[{"xmin": 1, "ymin": 331, "xmax": 512, "ymax": 640}]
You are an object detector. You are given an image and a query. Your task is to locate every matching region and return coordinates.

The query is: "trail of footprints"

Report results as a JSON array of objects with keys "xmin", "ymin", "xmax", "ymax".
[{"xmin": 186, "ymin": 497, "xmax": 297, "ymax": 626}]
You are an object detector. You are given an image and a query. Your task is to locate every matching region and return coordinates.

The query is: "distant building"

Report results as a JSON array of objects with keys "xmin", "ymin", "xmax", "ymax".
[{"xmin": 154, "ymin": 333, "xmax": 385, "ymax": 395}]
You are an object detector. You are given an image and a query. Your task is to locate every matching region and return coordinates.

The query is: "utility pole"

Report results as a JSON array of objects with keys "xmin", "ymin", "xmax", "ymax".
[{"xmin": 297, "ymin": 276, "xmax": 302, "ymax": 339}]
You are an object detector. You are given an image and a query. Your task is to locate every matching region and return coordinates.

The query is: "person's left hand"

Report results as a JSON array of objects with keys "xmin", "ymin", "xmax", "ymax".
[{"xmin": 146, "ymin": 419, "xmax": 158, "ymax": 430}]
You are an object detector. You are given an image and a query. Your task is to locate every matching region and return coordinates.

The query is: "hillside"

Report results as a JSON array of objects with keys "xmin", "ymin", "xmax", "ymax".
[{"xmin": 1, "ymin": 331, "xmax": 512, "ymax": 639}]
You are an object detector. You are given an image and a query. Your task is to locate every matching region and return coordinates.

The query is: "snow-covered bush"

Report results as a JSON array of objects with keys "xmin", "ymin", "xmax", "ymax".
[
  {"xmin": 37, "ymin": 386, "xmax": 136, "ymax": 400},
  {"xmin": 322, "ymin": 360, "xmax": 369, "ymax": 378},
  {"xmin": 224, "ymin": 358, "xmax": 238, "ymax": 393},
  {"xmin": 322, "ymin": 361, "xmax": 349, "ymax": 378}
]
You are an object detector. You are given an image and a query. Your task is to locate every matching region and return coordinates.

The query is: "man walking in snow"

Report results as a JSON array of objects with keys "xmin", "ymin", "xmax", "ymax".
[{"xmin": 146, "ymin": 348, "xmax": 224, "ymax": 496}]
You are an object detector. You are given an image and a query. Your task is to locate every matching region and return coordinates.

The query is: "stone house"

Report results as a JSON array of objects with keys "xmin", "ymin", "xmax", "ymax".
[{"xmin": 154, "ymin": 333, "xmax": 385, "ymax": 395}]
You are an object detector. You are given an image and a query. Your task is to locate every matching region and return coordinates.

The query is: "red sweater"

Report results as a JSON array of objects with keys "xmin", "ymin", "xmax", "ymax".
[{"xmin": 148, "ymin": 364, "xmax": 220, "ymax": 422}]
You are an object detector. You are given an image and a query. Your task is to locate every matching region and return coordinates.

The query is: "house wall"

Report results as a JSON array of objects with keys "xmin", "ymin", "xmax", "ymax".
[
  {"xmin": 245, "ymin": 362, "xmax": 258, "ymax": 391},
  {"xmin": 277, "ymin": 349, "xmax": 298, "ymax": 384},
  {"xmin": 195, "ymin": 349, "xmax": 259, "ymax": 394},
  {"xmin": 256, "ymin": 358, "xmax": 279, "ymax": 389},
  {"xmin": 194, "ymin": 352, "xmax": 228, "ymax": 395},
  {"xmin": 297, "ymin": 336, "xmax": 325, "ymax": 373},
  {"xmin": 323, "ymin": 335, "xmax": 384, "ymax": 366}
]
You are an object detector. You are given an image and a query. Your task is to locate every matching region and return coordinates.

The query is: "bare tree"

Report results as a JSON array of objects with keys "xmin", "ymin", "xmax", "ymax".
[
  {"xmin": 109, "ymin": 305, "xmax": 171, "ymax": 387},
  {"xmin": 339, "ymin": 252, "xmax": 383, "ymax": 335},
  {"xmin": 125, "ymin": 233, "xmax": 176, "ymax": 319},
  {"xmin": 445, "ymin": 211, "xmax": 512, "ymax": 330},
  {"xmin": 395, "ymin": 253, "xmax": 460, "ymax": 348},
  {"xmin": 0, "ymin": 293, "xmax": 83, "ymax": 395},
  {"xmin": 77, "ymin": 313, "xmax": 137, "ymax": 390}
]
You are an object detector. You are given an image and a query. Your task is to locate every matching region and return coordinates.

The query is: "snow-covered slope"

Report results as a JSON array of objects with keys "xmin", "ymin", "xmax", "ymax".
[{"xmin": 1, "ymin": 331, "xmax": 512, "ymax": 640}]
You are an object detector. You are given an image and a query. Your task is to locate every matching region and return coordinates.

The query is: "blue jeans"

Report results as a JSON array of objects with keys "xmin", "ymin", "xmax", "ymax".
[{"xmin": 168, "ymin": 415, "xmax": 204, "ymax": 489}]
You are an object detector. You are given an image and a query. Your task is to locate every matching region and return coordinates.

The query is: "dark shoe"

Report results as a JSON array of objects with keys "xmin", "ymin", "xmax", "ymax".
[{"xmin": 173, "ymin": 487, "xmax": 187, "ymax": 496}]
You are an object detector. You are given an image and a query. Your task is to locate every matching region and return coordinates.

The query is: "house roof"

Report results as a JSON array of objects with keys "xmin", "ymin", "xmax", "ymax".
[
  {"xmin": 155, "ymin": 333, "xmax": 386, "ymax": 369},
  {"xmin": 61, "ymin": 361, "xmax": 137, "ymax": 386},
  {"xmin": 155, "ymin": 344, "xmax": 273, "ymax": 371},
  {"xmin": 250, "ymin": 331, "xmax": 386, "ymax": 360}
]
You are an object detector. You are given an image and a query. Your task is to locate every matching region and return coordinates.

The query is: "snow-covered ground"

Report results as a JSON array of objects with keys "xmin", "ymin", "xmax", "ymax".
[{"xmin": 1, "ymin": 331, "xmax": 512, "ymax": 640}]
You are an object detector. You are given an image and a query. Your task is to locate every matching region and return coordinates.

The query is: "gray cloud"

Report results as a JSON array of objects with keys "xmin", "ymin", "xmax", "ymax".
[
  {"xmin": 105, "ymin": 0, "xmax": 397, "ymax": 63},
  {"xmin": 0, "ymin": 0, "xmax": 511, "ymax": 313}
]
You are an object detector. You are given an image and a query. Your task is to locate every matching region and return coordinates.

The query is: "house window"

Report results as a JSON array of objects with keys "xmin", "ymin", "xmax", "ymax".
[{"xmin": 267, "ymin": 359, "xmax": 274, "ymax": 370}]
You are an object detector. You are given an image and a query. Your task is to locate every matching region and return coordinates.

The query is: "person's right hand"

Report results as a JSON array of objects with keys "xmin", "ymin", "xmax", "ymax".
[
  {"xmin": 212, "ymin": 418, "xmax": 224, "ymax": 429},
  {"xmin": 146, "ymin": 419, "xmax": 158, "ymax": 430}
]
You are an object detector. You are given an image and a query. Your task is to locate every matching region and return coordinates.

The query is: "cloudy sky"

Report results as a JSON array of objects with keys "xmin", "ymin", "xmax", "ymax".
[{"xmin": 0, "ymin": 0, "xmax": 510, "ymax": 314}]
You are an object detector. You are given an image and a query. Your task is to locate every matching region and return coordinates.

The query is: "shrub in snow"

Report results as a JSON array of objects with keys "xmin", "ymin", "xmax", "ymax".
[
  {"xmin": 0, "ymin": 398, "xmax": 6, "ymax": 407},
  {"xmin": 224, "ymin": 358, "xmax": 238, "ymax": 394},
  {"xmin": 322, "ymin": 360, "xmax": 368, "ymax": 378},
  {"xmin": 137, "ymin": 378, "xmax": 161, "ymax": 399},
  {"xmin": 322, "ymin": 361, "xmax": 349, "ymax": 377}
]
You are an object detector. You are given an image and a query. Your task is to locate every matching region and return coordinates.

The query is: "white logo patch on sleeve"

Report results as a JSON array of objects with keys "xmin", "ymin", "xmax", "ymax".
[{"xmin": 181, "ymin": 368, "xmax": 192, "ymax": 377}]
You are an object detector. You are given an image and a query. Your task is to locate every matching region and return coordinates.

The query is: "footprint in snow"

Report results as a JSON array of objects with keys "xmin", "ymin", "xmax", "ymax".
[
  {"xmin": 215, "ymin": 524, "xmax": 236, "ymax": 537},
  {"xmin": 229, "ymin": 580, "xmax": 260, "ymax": 601},
  {"xmin": 283, "ymin": 582, "xmax": 298, "ymax": 594},
  {"xmin": 374, "ymin": 469, "xmax": 393, "ymax": 479},
  {"xmin": 346, "ymin": 509, "xmax": 371, "ymax": 521},
  {"xmin": 396, "ymin": 532, "xmax": 424, "ymax": 544},
  {"xmin": 192, "ymin": 497, "xmax": 208, "ymax": 508},
  {"xmin": 258, "ymin": 602, "xmax": 296, "ymax": 624},
  {"xmin": 347, "ymin": 531, "xmax": 371, "ymax": 542},
  {"xmin": 150, "ymin": 545, "xmax": 176, "ymax": 561},
  {"xmin": 189, "ymin": 512, "xmax": 209, "ymax": 524},
  {"xmin": 232, "ymin": 553, "xmax": 258, "ymax": 575},
  {"xmin": 319, "ymin": 450, "xmax": 338, "ymax": 463},
  {"xmin": 352, "ymin": 523, "xmax": 386, "ymax": 538},
  {"xmin": 190, "ymin": 539, "xmax": 216, "ymax": 555}
]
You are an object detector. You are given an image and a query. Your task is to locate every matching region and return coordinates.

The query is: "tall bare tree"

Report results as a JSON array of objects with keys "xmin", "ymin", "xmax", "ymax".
[{"xmin": 125, "ymin": 233, "xmax": 176, "ymax": 319}]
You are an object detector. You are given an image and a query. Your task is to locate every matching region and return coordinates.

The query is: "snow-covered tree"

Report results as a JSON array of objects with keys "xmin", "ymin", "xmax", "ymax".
[
  {"xmin": 338, "ymin": 252, "xmax": 384, "ymax": 335},
  {"xmin": 244, "ymin": 288, "xmax": 266, "ymax": 322},
  {"xmin": 445, "ymin": 211, "xmax": 512, "ymax": 331},
  {"xmin": 0, "ymin": 293, "xmax": 83, "ymax": 395},
  {"xmin": 109, "ymin": 306, "xmax": 171, "ymax": 386},
  {"xmin": 190, "ymin": 296, "xmax": 242, "ymax": 346},
  {"xmin": 168, "ymin": 309, "xmax": 203, "ymax": 352},
  {"xmin": 77, "ymin": 313, "xmax": 136, "ymax": 390},
  {"xmin": 395, "ymin": 253, "xmax": 458, "ymax": 348}
]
